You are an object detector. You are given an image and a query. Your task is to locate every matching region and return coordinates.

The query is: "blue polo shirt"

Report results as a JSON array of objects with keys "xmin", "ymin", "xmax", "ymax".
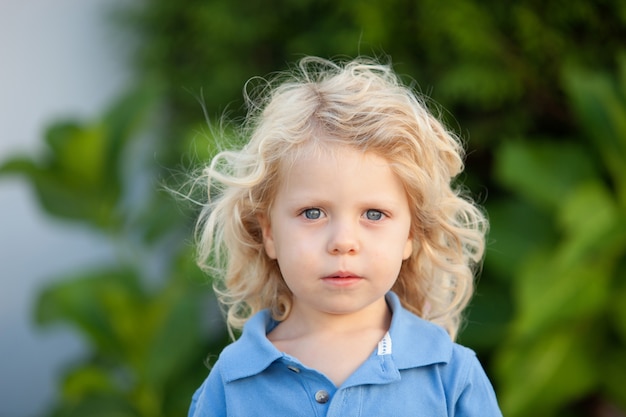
[{"xmin": 189, "ymin": 292, "xmax": 502, "ymax": 416}]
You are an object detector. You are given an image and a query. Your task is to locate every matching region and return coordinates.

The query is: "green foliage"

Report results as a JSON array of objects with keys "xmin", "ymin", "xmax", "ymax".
[
  {"xmin": 1, "ymin": 84, "xmax": 224, "ymax": 416},
  {"xmin": 489, "ymin": 60, "xmax": 626, "ymax": 416},
  {"xmin": 36, "ymin": 266, "xmax": 207, "ymax": 417},
  {"xmin": 0, "ymin": 86, "xmax": 159, "ymax": 230},
  {"xmin": 2, "ymin": 0, "xmax": 626, "ymax": 416}
]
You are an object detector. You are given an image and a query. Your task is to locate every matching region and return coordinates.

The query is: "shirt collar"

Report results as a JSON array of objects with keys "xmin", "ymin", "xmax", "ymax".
[
  {"xmin": 219, "ymin": 291, "xmax": 453, "ymax": 383},
  {"xmin": 385, "ymin": 291, "xmax": 453, "ymax": 369},
  {"xmin": 220, "ymin": 310, "xmax": 283, "ymax": 383}
]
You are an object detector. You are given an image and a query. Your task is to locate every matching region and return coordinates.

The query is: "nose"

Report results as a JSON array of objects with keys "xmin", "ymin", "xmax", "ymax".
[{"xmin": 327, "ymin": 218, "xmax": 360, "ymax": 255}]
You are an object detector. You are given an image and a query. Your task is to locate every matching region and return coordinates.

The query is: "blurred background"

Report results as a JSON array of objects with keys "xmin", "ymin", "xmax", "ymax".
[{"xmin": 1, "ymin": 1, "xmax": 625, "ymax": 416}]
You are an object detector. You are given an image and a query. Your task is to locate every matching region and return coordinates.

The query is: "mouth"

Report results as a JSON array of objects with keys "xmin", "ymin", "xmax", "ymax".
[{"xmin": 321, "ymin": 271, "xmax": 363, "ymax": 286}]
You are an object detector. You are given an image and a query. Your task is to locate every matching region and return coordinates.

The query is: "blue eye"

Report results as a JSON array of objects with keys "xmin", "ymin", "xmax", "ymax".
[
  {"xmin": 365, "ymin": 210, "xmax": 383, "ymax": 221},
  {"xmin": 303, "ymin": 208, "xmax": 322, "ymax": 219}
]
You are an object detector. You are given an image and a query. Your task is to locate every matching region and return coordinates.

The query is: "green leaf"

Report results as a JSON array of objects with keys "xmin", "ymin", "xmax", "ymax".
[
  {"xmin": 611, "ymin": 269, "xmax": 626, "ymax": 345},
  {"xmin": 61, "ymin": 365, "xmax": 118, "ymax": 401},
  {"xmin": 0, "ymin": 85, "xmax": 159, "ymax": 229},
  {"xmin": 459, "ymin": 281, "xmax": 512, "ymax": 350},
  {"xmin": 484, "ymin": 197, "xmax": 556, "ymax": 278},
  {"xmin": 0, "ymin": 124, "xmax": 121, "ymax": 228},
  {"xmin": 496, "ymin": 326, "xmax": 598, "ymax": 417},
  {"xmin": 513, "ymin": 249, "xmax": 611, "ymax": 339},
  {"xmin": 143, "ymin": 291, "xmax": 201, "ymax": 384},
  {"xmin": 35, "ymin": 268, "xmax": 146, "ymax": 358},
  {"xmin": 494, "ymin": 140, "xmax": 597, "ymax": 212},
  {"xmin": 600, "ymin": 346, "xmax": 626, "ymax": 411},
  {"xmin": 564, "ymin": 60, "xmax": 626, "ymax": 203},
  {"xmin": 50, "ymin": 393, "xmax": 137, "ymax": 417},
  {"xmin": 45, "ymin": 122, "xmax": 108, "ymax": 186},
  {"xmin": 439, "ymin": 63, "xmax": 522, "ymax": 108},
  {"xmin": 102, "ymin": 82, "xmax": 163, "ymax": 168},
  {"xmin": 556, "ymin": 181, "xmax": 625, "ymax": 267}
]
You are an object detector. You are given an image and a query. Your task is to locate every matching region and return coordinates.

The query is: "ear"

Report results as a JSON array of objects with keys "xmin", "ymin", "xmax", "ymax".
[
  {"xmin": 402, "ymin": 237, "xmax": 413, "ymax": 260},
  {"xmin": 257, "ymin": 213, "xmax": 277, "ymax": 259}
]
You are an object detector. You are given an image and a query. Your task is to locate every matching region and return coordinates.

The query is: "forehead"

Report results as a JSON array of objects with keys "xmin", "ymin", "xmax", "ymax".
[
  {"xmin": 275, "ymin": 144, "xmax": 406, "ymax": 198},
  {"xmin": 278, "ymin": 140, "xmax": 383, "ymax": 175},
  {"xmin": 277, "ymin": 143, "xmax": 361, "ymax": 181}
]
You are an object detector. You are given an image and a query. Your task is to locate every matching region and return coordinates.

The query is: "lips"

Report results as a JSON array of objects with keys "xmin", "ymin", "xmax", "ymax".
[
  {"xmin": 325, "ymin": 271, "xmax": 360, "ymax": 278},
  {"xmin": 321, "ymin": 271, "xmax": 363, "ymax": 286}
]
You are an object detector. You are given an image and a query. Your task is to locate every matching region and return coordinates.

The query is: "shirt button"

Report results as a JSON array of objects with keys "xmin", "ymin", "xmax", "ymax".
[
  {"xmin": 286, "ymin": 365, "xmax": 300, "ymax": 373},
  {"xmin": 315, "ymin": 390, "xmax": 330, "ymax": 404}
]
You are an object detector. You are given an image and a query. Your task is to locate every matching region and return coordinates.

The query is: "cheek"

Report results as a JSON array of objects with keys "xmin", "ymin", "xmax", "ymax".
[
  {"xmin": 270, "ymin": 225, "xmax": 309, "ymax": 263},
  {"xmin": 278, "ymin": 233, "xmax": 313, "ymax": 260},
  {"xmin": 276, "ymin": 233, "xmax": 319, "ymax": 268}
]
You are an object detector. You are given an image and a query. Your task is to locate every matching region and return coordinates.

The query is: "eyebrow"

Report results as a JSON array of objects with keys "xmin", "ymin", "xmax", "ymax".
[{"xmin": 284, "ymin": 195, "xmax": 405, "ymax": 209}]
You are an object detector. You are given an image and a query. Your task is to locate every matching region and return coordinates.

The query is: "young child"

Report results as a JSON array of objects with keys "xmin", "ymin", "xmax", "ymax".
[{"xmin": 189, "ymin": 56, "xmax": 502, "ymax": 416}]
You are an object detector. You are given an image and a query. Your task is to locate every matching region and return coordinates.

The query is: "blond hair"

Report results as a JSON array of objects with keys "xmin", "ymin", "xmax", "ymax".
[{"xmin": 196, "ymin": 56, "xmax": 488, "ymax": 341}]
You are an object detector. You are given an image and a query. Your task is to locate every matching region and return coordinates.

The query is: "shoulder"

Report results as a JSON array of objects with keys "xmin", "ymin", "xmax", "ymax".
[
  {"xmin": 387, "ymin": 292, "xmax": 455, "ymax": 368},
  {"xmin": 387, "ymin": 293, "xmax": 502, "ymax": 415},
  {"xmin": 441, "ymin": 343, "xmax": 482, "ymax": 386},
  {"xmin": 188, "ymin": 310, "xmax": 283, "ymax": 417},
  {"xmin": 211, "ymin": 309, "xmax": 283, "ymax": 382},
  {"xmin": 387, "ymin": 291, "xmax": 484, "ymax": 370},
  {"xmin": 444, "ymin": 345, "xmax": 503, "ymax": 415},
  {"xmin": 188, "ymin": 362, "xmax": 227, "ymax": 417}
]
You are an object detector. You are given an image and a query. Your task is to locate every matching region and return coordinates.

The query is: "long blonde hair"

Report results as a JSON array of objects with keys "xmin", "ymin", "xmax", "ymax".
[{"xmin": 196, "ymin": 56, "xmax": 488, "ymax": 340}]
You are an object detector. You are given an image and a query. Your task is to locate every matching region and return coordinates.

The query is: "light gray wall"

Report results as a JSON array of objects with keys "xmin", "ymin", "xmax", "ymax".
[{"xmin": 0, "ymin": 1, "xmax": 131, "ymax": 415}]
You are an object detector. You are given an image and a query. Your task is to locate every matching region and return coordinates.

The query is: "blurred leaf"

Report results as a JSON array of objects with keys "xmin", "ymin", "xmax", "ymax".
[
  {"xmin": 513, "ymin": 249, "xmax": 611, "ymax": 339},
  {"xmin": 600, "ymin": 345, "xmax": 626, "ymax": 411},
  {"xmin": 564, "ymin": 56, "xmax": 626, "ymax": 202},
  {"xmin": 181, "ymin": 121, "xmax": 226, "ymax": 167},
  {"xmin": 134, "ymin": 191, "xmax": 188, "ymax": 244},
  {"xmin": 102, "ymin": 81, "xmax": 163, "ymax": 164},
  {"xmin": 496, "ymin": 326, "xmax": 598, "ymax": 417},
  {"xmin": 602, "ymin": 348, "xmax": 626, "ymax": 415},
  {"xmin": 45, "ymin": 122, "xmax": 108, "ymax": 187},
  {"xmin": 494, "ymin": 140, "xmax": 597, "ymax": 211},
  {"xmin": 459, "ymin": 281, "xmax": 512, "ymax": 350},
  {"xmin": 511, "ymin": 182, "xmax": 621, "ymax": 338},
  {"xmin": 0, "ymin": 85, "xmax": 159, "ymax": 230},
  {"xmin": 557, "ymin": 181, "xmax": 626, "ymax": 267},
  {"xmin": 440, "ymin": 62, "xmax": 522, "ymax": 108},
  {"xmin": 61, "ymin": 365, "xmax": 119, "ymax": 401},
  {"xmin": 611, "ymin": 269, "xmax": 626, "ymax": 345},
  {"xmin": 492, "ymin": 59, "xmax": 626, "ymax": 417},
  {"xmin": 558, "ymin": 181, "xmax": 617, "ymax": 236},
  {"xmin": 142, "ymin": 282, "xmax": 202, "ymax": 385},
  {"xmin": 50, "ymin": 393, "xmax": 137, "ymax": 417},
  {"xmin": 484, "ymin": 197, "xmax": 555, "ymax": 278},
  {"xmin": 35, "ymin": 268, "xmax": 146, "ymax": 358},
  {"xmin": 0, "ymin": 126, "xmax": 121, "ymax": 228},
  {"xmin": 36, "ymin": 264, "xmax": 212, "ymax": 417}
]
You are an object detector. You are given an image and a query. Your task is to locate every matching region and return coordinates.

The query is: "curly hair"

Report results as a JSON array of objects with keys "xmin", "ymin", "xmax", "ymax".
[{"xmin": 195, "ymin": 56, "xmax": 488, "ymax": 341}]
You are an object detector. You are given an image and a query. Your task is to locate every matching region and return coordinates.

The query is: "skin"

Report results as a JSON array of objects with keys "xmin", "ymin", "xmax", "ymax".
[{"xmin": 258, "ymin": 144, "xmax": 413, "ymax": 386}]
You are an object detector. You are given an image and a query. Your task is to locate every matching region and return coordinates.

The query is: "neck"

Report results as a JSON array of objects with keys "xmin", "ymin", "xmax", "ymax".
[{"xmin": 277, "ymin": 297, "xmax": 391, "ymax": 339}]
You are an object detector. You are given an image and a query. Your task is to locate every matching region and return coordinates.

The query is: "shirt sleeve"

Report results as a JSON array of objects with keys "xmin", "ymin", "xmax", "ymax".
[
  {"xmin": 188, "ymin": 363, "xmax": 227, "ymax": 417},
  {"xmin": 452, "ymin": 348, "xmax": 503, "ymax": 417}
]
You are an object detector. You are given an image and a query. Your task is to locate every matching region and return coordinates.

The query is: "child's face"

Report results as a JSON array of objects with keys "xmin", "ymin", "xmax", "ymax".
[{"xmin": 259, "ymin": 144, "xmax": 413, "ymax": 319}]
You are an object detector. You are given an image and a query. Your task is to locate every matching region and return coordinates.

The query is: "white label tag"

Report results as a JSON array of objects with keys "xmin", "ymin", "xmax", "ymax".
[{"xmin": 377, "ymin": 332, "xmax": 392, "ymax": 355}]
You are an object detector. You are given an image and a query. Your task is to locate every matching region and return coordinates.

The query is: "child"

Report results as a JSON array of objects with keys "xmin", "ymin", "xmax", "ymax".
[{"xmin": 189, "ymin": 56, "xmax": 502, "ymax": 416}]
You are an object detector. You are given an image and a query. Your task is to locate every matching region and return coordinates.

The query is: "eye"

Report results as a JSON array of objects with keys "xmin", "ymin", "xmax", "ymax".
[
  {"xmin": 365, "ymin": 209, "xmax": 384, "ymax": 221},
  {"xmin": 302, "ymin": 208, "xmax": 323, "ymax": 219}
]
